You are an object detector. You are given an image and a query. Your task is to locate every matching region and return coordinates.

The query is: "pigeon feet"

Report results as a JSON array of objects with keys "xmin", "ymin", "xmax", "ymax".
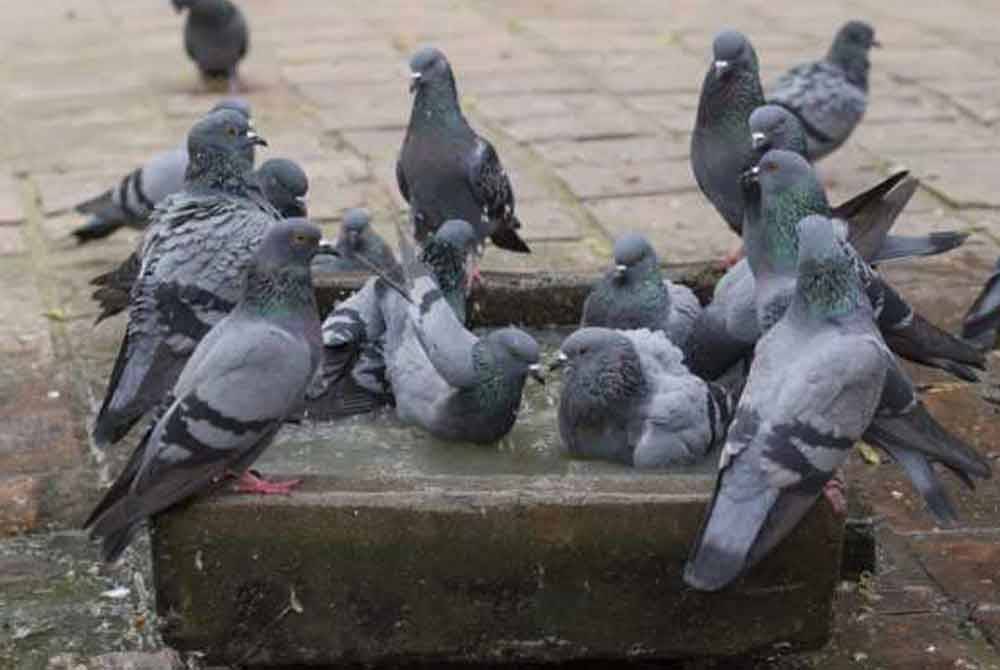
[
  {"xmin": 466, "ymin": 262, "xmax": 483, "ymax": 292},
  {"xmin": 720, "ymin": 242, "xmax": 745, "ymax": 269},
  {"xmin": 233, "ymin": 470, "xmax": 302, "ymax": 495},
  {"xmin": 822, "ymin": 471, "xmax": 848, "ymax": 516}
]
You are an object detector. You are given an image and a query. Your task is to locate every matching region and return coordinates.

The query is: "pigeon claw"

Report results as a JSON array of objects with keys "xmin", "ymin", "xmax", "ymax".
[
  {"xmin": 822, "ymin": 472, "xmax": 848, "ymax": 517},
  {"xmin": 234, "ymin": 470, "xmax": 302, "ymax": 495}
]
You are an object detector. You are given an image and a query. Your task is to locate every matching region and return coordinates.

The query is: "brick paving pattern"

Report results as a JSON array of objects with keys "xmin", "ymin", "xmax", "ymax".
[{"xmin": 1, "ymin": 1, "xmax": 999, "ymax": 668}]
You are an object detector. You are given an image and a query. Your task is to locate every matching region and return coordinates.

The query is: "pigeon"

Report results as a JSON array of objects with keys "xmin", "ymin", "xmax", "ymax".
[
  {"xmin": 684, "ymin": 215, "xmax": 891, "ymax": 592},
  {"xmin": 173, "ymin": 0, "xmax": 249, "ymax": 92},
  {"xmin": 88, "ymin": 152, "xmax": 306, "ymax": 325},
  {"xmin": 84, "ymin": 219, "xmax": 330, "ymax": 562},
  {"xmin": 691, "ymin": 30, "xmax": 765, "ymax": 238},
  {"xmin": 742, "ymin": 153, "xmax": 990, "ymax": 522},
  {"xmin": 72, "ymin": 98, "xmax": 253, "ymax": 243},
  {"xmin": 255, "ymin": 158, "xmax": 308, "ymax": 218},
  {"xmin": 962, "ymin": 257, "xmax": 1000, "ymax": 349},
  {"xmin": 306, "ymin": 220, "xmax": 494, "ymax": 421},
  {"xmin": 397, "ymin": 47, "xmax": 531, "ymax": 254},
  {"xmin": 749, "ymin": 104, "xmax": 968, "ymax": 263},
  {"xmin": 91, "ymin": 108, "xmax": 274, "ymax": 449},
  {"xmin": 767, "ymin": 21, "xmax": 879, "ymax": 161},
  {"xmin": 311, "ymin": 209, "xmax": 401, "ymax": 278},
  {"xmin": 581, "ymin": 233, "xmax": 702, "ymax": 351},
  {"xmin": 552, "ymin": 327, "xmax": 732, "ymax": 468}
]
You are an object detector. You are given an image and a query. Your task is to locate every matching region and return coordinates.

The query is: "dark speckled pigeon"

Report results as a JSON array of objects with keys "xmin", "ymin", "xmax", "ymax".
[
  {"xmin": 962, "ymin": 257, "xmax": 1000, "ymax": 349},
  {"xmin": 84, "ymin": 219, "xmax": 328, "ymax": 562},
  {"xmin": 397, "ymin": 47, "xmax": 530, "ymax": 254},
  {"xmin": 173, "ymin": 0, "xmax": 249, "ymax": 92},
  {"xmin": 553, "ymin": 327, "xmax": 732, "ymax": 468},
  {"xmin": 91, "ymin": 108, "xmax": 276, "ymax": 449},
  {"xmin": 691, "ymin": 30, "xmax": 765, "ymax": 238},
  {"xmin": 767, "ymin": 21, "xmax": 879, "ymax": 161},
  {"xmin": 581, "ymin": 233, "xmax": 702, "ymax": 351},
  {"xmin": 685, "ymin": 215, "xmax": 890, "ymax": 592},
  {"xmin": 256, "ymin": 158, "xmax": 308, "ymax": 218},
  {"xmin": 312, "ymin": 208, "xmax": 400, "ymax": 278},
  {"xmin": 72, "ymin": 98, "xmax": 253, "ymax": 244}
]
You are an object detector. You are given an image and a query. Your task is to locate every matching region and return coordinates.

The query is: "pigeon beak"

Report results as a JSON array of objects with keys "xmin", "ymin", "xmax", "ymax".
[
  {"xmin": 548, "ymin": 351, "xmax": 568, "ymax": 372},
  {"xmin": 750, "ymin": 132, "xmax": 768, "ymax": 151},
  {"xmin": 528, "ymin": 363, "xmax": 545, "ymax": 385},
  {"xmin": 713, "ymin": 60, "xmax": 730, "ymax": 76},
  {"xmin": 409, "ymin": 71, "xmax": 422, "ymax": 93},
  {"xmin": 871, "ymin": 39, "xmax": 882, "ymax": 48},
  {"xmin": 246, "ymin": 130, "xmax": 268, "ymax": 147},
  {"xmin": 316, "ymin": 240, "xmax": 341, "ymax": 257}
]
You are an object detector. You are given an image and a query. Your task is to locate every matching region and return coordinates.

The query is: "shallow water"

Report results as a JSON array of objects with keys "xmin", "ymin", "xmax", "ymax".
[{"xmin": 256, "ymin": 328, "xmax": 718, "ymax": 480}]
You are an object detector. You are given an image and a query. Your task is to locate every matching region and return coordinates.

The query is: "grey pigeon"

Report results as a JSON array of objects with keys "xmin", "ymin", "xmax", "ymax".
[
  {"xmin": 412, "ymin": 219, "xmax": 479, "ymax": 325},
  {"xmin": 691, "ymin": 30, "xmax": 765, "ymax": 237},
  {"xmin": 962, "ymin": 256, "xmax": 1000, "ymax": 349},
  {"xmin": 73, "ymin": 98, "xmax": 253, "ymax": 243},
  {"xmin": 173, "ymin": 0, "xmax": 249, "ymax": 91},
  {"xmin": 312, "ymin": 209, "xmax": 400, "ymax": 278},
  {"xmin": 84, "ymin": 219, "xmax": 328, "ymax": 562},
  {"xmin": 581, "ymin": 233, "xmax": 702, "ymax": 350},
  {"xmin": 256, "ymin": 158, "xmax": 308, "ymax": 218},
  {"xmin": 397, "ymin": 47, "xmax": 531, "ymax": 254},
  {"xmin": 553, "ymin": 327, "xmax": 732, "ymax": 468},
  {"xmin": 767, "ymin": 21, "xmax": 879, "ymax": 161},
  {"xmin": 743, "ymin": 152, "xmax": 989, "ymax": 522},
  {"xmin": 684, "ymin": 215, "xmax": 890, "ymax": 592},
  {"xmin": 749, "ymin": 104, "xmax": 968, "ymax": 263},
  {"xmin": 92, "ymin": 108, "xmax": 274, "ymax": 449}
]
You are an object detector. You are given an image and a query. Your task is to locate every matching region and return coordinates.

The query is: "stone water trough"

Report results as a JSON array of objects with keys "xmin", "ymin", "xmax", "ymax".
[{"xmin": 150, "ymin": 267, "xmax": 847, "ymax": 667}]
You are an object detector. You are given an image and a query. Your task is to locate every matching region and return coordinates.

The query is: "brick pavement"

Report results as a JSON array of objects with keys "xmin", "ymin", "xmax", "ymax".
[{"xmin": 1, "ymin": 1, "xmax": 999, "ymax": 667}]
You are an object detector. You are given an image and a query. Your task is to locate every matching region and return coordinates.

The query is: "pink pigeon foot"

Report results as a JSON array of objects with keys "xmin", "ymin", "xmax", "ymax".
[
  {"xmin": 822, "ymin": 471, "xmax": 848, "ymax": 516},
  {"xmin": 466, "ymin": 263, "xmax": 483, "ymax": 292},
  {"xmin": 233, "ymin": 470, "xmax": 302, "ymax": 495},
  {"xmin": 720, "ymin": 242, "xmax": 744, "ymax": 269}
]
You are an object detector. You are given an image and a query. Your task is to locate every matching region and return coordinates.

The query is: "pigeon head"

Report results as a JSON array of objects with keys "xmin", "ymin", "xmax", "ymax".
[
  {"xmin": 408, "ymin": 47, "xmax": 454, "ymax": 92},
  {"xmin": 485, "ymin": 327, "xmax": 544, "ymax": 384},
  {"xmin": 255, "ymin": 218, "xmax": 323, "ymax": 269},
  {"xmin": 611, "ymin": 233, "xmax": 659, "ymax": 282},
  {"xmin": 257, "ymin": 158, "xmax": 309, "ymax": 218},
  {"xmin": 745, "ymin": 149, "xmax": 831, "ymax": 269},
  {"xmin": 339, "ymin": 208, "xmax": 372, "ymax": 251},
  {"xmin": 795, "ymin": 215, "xmax": 863, "ymax": 317},
  {"xmin": 828, "ymin": 21, "xmax": 878, "ymax": 88},
  {"xmin": 243, "ymin": 218, "xmax": 325, "ymax": 311},
  {"xmin": 435, "ymin": 219, "xmax": 479, "ymax": 258},
  {"xmin": 748, "ymin": 105, "xmax": 808, "ymax": 159},
  {"xmin": 407, "ymin": 47, "xmax": 462, "ymax": 122},
  {"xmin": 210, "ymin": 97, "xmax": 252, "ymax": 120},
  {"xmin": 186, "ymin": 108, "xmax": 265, "ymax": 187},
  {"xmin": 710, "ymin": 30, "xmax": 759, "ymax": 80},
  {"xmin": 553, "ymin": 327, "xmax": 644, "ymax": 404},
  {"xmin": 419, "ymin": 219, "xmax": 479, "ymax": 323}
]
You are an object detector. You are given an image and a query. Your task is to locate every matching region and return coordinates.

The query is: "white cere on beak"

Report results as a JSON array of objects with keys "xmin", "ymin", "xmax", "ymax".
[
  {"xmin": 749, "ymin": 165, "xmax": 761, "ymax": 176},
  {"xmin": 410, "ymin": 72, "xmax": 422, "ymax": 81},
  {"xmin": 713, "ymin": 59, "xmax": 729, "ymax": 74},
  {"xmin": 557, "ymin": 352, "xmax": 569, "ymax": 363},
  {"xmin": 246, "ymin": 129, "xmax": 259, "ymax": 140},
  {"xmin": 529, "ymin": 363, "xmax": 543, "ymax": 373},
  {"xmin": 751, "ymin": 131, "xmax": 766, "ymax": 146}
]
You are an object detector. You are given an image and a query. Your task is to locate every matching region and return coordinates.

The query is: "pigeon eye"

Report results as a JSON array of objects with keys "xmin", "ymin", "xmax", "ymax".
[
  {"xmin": 226, "ymin": 126, "xmax": 238, "ymax": 137},
  {"xmin": 764, "ymin": 161, "xmax": 779, "ymax": 173},
  {"xmin": 292, "ymin": 233, "xmax": 309, "ymax": 245}
]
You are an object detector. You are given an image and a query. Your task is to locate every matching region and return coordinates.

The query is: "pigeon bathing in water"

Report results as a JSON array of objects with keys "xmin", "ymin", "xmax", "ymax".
[
  {"xmin": 72, "ymin": 98, "xmax": 253, "ymax": 244},
  {"xmin": 962, "ymin": 256, "xmax": 1000, "ymax": 349},
  {"xmin": 768, "ymin": 21, "xmax": 879, "ymax": 161},
  {"xmin": 256, "ymin": 158, "xmax": 308, "ymax": 218},
  {"xmin": 312, "ymin": 209, "xmax": 400, "ymax": 278},
  {"xmin": 581, "ymin": 233, "xmax": 702, "ymax": 351},
  {"xmin": 397, "ymin": 47, "xmax": 531, "ymax": 255},
  {"xmin": 685, "ymin": 215, "xmax": 891, "ymax": 592},
  {"xmin": 173, "ymin": 0, "xmax": 249, "ymax": 92},
  {"xmin": 91, "ymin": 108, "xmax": 275, "ymax": 449},
  {"xmin": 691, "ymin": 30, "xmax": 765, "ymax": 240},
  {"xmin": 552, "ymin": 328, "xmax": 732, "ymax": 468},
  {"xmin": 84, "ymin": 219, "xmax": 332, "ymax": 562}
]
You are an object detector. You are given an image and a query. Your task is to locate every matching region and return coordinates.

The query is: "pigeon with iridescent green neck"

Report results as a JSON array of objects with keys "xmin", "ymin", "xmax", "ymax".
[
  {"xmin": 768, "ymin": 21, "xmax": 878, "ymax": 161},
  {"xmin": 691, "ymin": 30, "xmax": 765, "ymax": 237},
  {"xmin": 397, "ymin": 47, "xmax": 530, "ymax": 254},
  {"xmin": 581, "ymin": 233, "xmax": 701, "ymax": 350},
  {"xmin": 685, "ymin": 215, "xmax": 890, "ymax": 592},
  {"xmin": 85, "ymin": 219, "xmax": 330, "ymax": 562}
]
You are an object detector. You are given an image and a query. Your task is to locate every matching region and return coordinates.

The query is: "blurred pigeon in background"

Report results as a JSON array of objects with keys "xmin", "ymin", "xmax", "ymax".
[
  {"xmin": 312, "ymin": 209, "xmax": 400, "ymax": 278},
  {"xmin": 581, "ymin": 233, "xmax": 702, "ymax": 351},
  {"xmin": 173, "ymin": 0, "xmax": 249, "ymax": 92},
  {"xmin": 768, "ymin": 20, "xmax": 879, "ymax": 161},
  {"xmin": 256, "ymin": 158, "xmax": 308, "ymax": 218},
  {"xmin": 72, "ymin": 98, "xmax": 253, "ymax": 243},
  {"xmin": 553, "ymin": 327, "xmax": 732, "ymax": 468},
  {"xmin": 397, "ymin": 47, "xmax": 531, "ymax": 255},
  {"xmin": 85, "ymin": 219, "xmax": 329, "ymax": 562}
]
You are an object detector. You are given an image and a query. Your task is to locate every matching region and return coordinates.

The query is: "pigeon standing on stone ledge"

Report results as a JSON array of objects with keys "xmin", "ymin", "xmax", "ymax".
[
  {"xmin": 397, "ymin": 47, "xmax": 531, "ymax": 255},
  {"xmin": 312, "ymin": 209, "xmax": 400, "ymax": 278}
]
